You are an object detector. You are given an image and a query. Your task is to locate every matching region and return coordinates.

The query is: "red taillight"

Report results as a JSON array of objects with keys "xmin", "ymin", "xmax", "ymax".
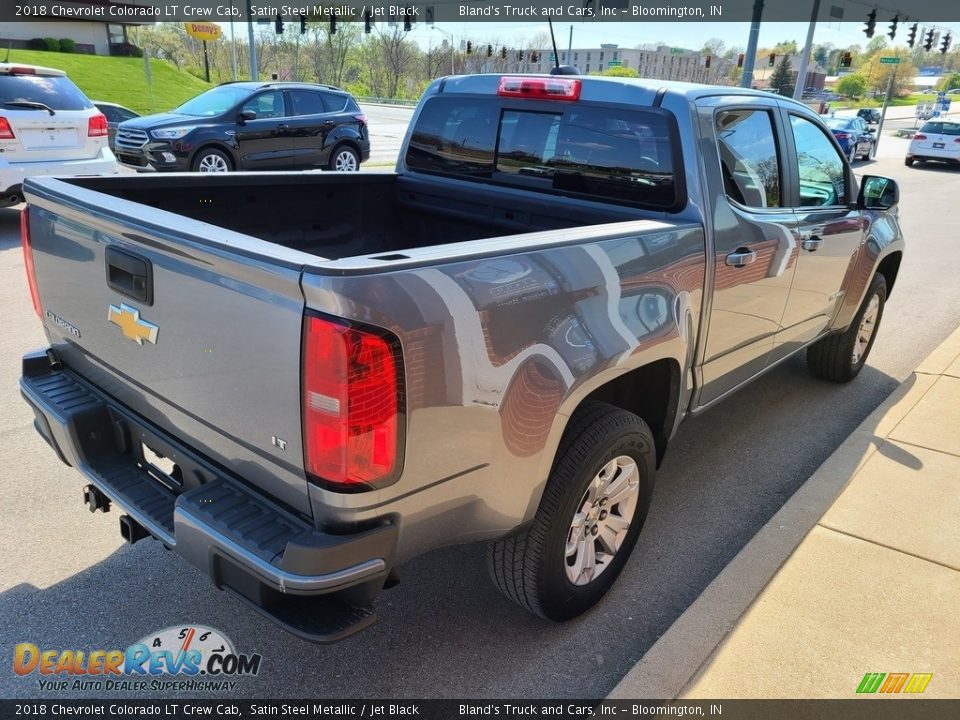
[
  {"xmin": 88, "ymin": 113, "xmax": 108, "ymax": 137},
  {"xmin": 954, "ymin": 137, "xmax": 960, "ymax": 143},
  {"xmin": 9, "ymin": 66, "xmax": 37, "ymax": 75},
  {"xmin": 354, "ymin": 114, "xmax": 367, "ymax": 124},
  {"xmin": 21, "ymin": 208, "xmax": 42, "ymax": 318},
  {"xmin": 833, "ymin": 131, "xmax": 850, "ymax": 139},
  {"xmin": 0, "ymin": 117, "xmax": 14, "ymax": 140},
  {"xmin": 302, "ymin": 314, "xmax": 402, "ymax": 490},
  {"xmin": 497, "ymin": 76, "xmax": 582, "ymax": 101},
  {"xmin": 913, "ymin": 133, "xmax": 927, "ymax": 140}
]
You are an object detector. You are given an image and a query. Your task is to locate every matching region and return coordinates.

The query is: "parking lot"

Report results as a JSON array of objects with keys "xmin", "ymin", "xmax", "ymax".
[{"xmin": 1, "ymin": 128, "xmax": 959, "ymax": 698}]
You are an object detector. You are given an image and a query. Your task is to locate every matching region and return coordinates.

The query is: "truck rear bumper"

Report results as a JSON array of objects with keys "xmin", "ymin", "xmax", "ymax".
[{"xmin": 20, "ymin": 349, "xmax": 396, "ymax": 643}]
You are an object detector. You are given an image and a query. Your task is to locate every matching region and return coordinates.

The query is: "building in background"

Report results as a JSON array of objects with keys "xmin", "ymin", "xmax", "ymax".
[
  {"xmin": 0, "ymin": 2, "xmax": 154, "ymax": 55},
  {"xmin": 525, "ymin": 44, "xmax": 734, "ymax": 84}
]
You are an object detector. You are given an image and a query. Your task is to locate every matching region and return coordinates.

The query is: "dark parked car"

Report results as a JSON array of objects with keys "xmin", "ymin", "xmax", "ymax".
[
  {"xmin": 93, "ymin": 101, "xmax": 140, "ymax": 152},
  {"xmin": 824, "ymin": 116, "xmax": 875, "ymax": 163},
  {"xmin": 114, "ymin": 82, "xmax": 369, "ymax": 172},
  {"xmin": 857, "ymin": 108, "xmax": 882, "ymax": 125}
]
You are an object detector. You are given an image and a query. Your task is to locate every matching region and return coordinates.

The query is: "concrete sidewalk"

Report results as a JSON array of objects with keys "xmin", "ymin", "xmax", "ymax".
[{"xmin": 611, "ymin": 327, "xmax": 960, "ymax": 699}]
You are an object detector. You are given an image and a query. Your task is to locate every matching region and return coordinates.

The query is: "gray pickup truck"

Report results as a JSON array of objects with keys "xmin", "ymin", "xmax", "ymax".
[{"xmin": 20, "ymin": 74, "xmax": 904, "ymax": 642}]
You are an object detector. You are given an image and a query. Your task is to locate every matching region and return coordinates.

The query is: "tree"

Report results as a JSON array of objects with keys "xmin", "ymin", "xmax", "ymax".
[
  {"xmin": 769, "ymin": 55, "xmax": 794, "ymax": 96},
  {"xmin": 858, "ymin": 49, "xmax": 918, "ymax": 97},
  {"xmin": 701, "ymin": 38, "xmax": 726, "ymax": 57},
  {"xmin": 836, "ymin": 73, "xmax": 868, "ymax": 98},
  {"xmin": 865, "ymin": 36, "xmax": 888, "ymax": 56},
  {"xmin": 773, "ymin": 40, "xmax": 798, "ymax": 55},
  {"xmin": 938, "ymin": 72, "xmax": 960, "ymax": 92},
  {"xmin": 602, "ymin": 66, "xmax": 639, "ymax": 78}
]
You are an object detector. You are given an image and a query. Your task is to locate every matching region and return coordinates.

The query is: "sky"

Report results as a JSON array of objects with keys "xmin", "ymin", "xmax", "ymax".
[{"xmin": 219, "ymin": 20, "xmax": 960, "ymax": 54}]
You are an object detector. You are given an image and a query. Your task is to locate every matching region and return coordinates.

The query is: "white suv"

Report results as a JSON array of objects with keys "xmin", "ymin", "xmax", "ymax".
[{"xmin": 0, "ymin": 63, "xmax": 118, "ymax": 207}]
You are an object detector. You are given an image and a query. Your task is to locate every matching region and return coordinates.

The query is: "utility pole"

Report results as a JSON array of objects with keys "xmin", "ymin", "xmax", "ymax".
[
  {"xmin": 245, "ymin": 0, "xmax": 257, "ymax": 80},
  {"xmin": 230, "ymin": 2, "xmax": 238, "ymax": 80},
  {"xmin": 567, "ymin": 25, "xmax": 573, "ymax": 60},
  {"xmin": 741, "ymin": 0, "xmax": 764, "ymax": 89},
  {"xmin": 874, "ymin": 68, "xmax": 896, "ymax": 156},
  {"xmin": 792, "ymin": 0, "xmax": 820, "ymax": 100}
]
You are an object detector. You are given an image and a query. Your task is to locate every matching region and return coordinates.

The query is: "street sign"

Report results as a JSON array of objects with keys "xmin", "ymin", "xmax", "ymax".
[
  {"xmin": 607, "ymin": 60, "xmax": 622, "ymax": 67},
  {"xmin": 185, "ymin": 23, "xmax": 222, "ymax": 41},
  {"xmin": 879, "ymin": 57, "xmax": 901, "ymax": 64},
  {"xmin": 670, "ymin": 47, "xmax": 685, "ymax": 54}
]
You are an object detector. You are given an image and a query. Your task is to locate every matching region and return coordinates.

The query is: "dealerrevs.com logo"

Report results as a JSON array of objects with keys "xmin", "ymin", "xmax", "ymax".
[{"xmin": 14, "ymin": 625, "xmax": 262, "ymax": 692}]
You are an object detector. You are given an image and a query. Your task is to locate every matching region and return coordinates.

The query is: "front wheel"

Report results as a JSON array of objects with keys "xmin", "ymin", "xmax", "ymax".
[
  {"xmin": 329, "ymin": 145, "xmax": 360, "ymax": 172},
  {"xmin": 192, "ymin": 148, "xmax": 232, "ymax": 173},
  {"xmin": 807, "ymin": 272, "xmax": 887, "ymax": 383},
  {"xmin": 487, "ymin": 402, "xmax": 655, "ymax": 621}
]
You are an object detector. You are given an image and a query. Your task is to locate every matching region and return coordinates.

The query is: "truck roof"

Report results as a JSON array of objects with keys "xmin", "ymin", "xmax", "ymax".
[{"xmin": 436, "ymin": 73, "xmax": 811, "ymax": 111}]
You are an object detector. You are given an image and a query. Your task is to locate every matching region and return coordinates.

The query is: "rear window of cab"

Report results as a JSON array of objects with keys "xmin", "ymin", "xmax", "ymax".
[{"xmin": 406, "ymin": 96, "xmax": 683, "ymax": 210}]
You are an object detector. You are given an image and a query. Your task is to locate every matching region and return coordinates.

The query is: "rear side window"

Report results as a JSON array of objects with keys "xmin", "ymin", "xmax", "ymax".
[
  {"xmin": 920, "ymin": 121, "xmax": 960, "ymax": 136},
  {"xmin": 406, "ymin": 96, "xmax": 681, "ymax": 209},
  {"xmin": 322, "ymin": 92, "xmax": 349, "ymax": 112},
  {"xmin": 715, "ymin": 109, "xmax": 782, "ymax": 208},
  {"xmin": 0, "ymin": 74, "xmax": 93, "ymax": 111},
  {"xmin": 289, "ymin": 90, "xmax": 326, "ymax": 116}
]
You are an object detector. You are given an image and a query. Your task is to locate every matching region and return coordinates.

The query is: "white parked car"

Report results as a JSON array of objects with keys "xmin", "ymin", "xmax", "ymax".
[
  {"xmin": 0, "ymin": 63, "xmax": 118, "ymax": 207},
  {"xmin": 905, "ymin": 120, "xmax": 960, "ymax": 168}
]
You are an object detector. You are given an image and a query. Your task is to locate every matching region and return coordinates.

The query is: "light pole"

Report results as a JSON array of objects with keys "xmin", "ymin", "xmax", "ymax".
[{"xmin": 432, "ymin": 26, "xmax": 456, "ymax": 75}]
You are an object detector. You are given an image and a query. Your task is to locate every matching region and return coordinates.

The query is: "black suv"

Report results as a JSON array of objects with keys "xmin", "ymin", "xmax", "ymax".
[
  {"xmin": 115, "ymin": 82, "xmax": 369, "ymax": 172},
  {"xmin": 857, "ymin": 108, "xmax": 882, "ymax": 125}
]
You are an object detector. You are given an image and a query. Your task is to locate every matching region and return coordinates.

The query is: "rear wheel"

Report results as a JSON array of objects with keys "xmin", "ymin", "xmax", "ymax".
[
  {"xmin": 807, "ymin": 272, "xmax": 887, "ymax": 383},
  {"xmin": 192, "ymin": 148, "xmax": 232, "ymax": 173},
  {"xmin": 329, "ymin": 145, "xmax": 360, "ymax": 172},
  {"xmin": 905, "ymin": 156, "xmax": 915, "ymax": 167},
  {"xmin": 848, "ymin": 144, "xmax": 857, "ymax": 165},
  {"xmin": 487, "ymin": 402, "xmax": 655, "ymax": 621}
]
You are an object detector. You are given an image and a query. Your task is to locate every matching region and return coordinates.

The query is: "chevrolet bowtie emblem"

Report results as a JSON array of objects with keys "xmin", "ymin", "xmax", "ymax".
[{"xmin": 107, "ymin": 303, "xmax": 159, "ymax": 345}]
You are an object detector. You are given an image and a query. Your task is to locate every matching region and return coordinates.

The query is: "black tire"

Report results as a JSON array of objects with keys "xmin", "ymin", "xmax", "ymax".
[
  {"xmin": 905, "ymin": 157, "xmax": 914, "ymax": 167},
  {"xmin": 807, "ymin": 273, "xmax": 887, "ymax": 383},
  {"xmin": 848, "ymin": 144, "xmax": 857, "ymax": 165},
  {"xmin": 191, "ymin": 147, "xmax": 232, "ymax": 173},
  {"xmin": 486, "ymin": 401, "xmax": 656, "ymax": 621},
  {"xmin": 328, "ymin": 144, "xmax": 360, "ymax": 171}
]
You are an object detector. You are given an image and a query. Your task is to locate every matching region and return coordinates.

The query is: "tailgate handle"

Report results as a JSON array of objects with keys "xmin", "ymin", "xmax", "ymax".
[{"xmin": 105, "ymin": 247, "xmax": 153, "ymax": 305}]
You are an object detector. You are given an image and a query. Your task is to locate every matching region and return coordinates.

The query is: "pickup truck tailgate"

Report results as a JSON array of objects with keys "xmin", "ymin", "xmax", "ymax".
[{"xmin": 23, "ymin": 177, "xmax": 315, "ymax": 515}]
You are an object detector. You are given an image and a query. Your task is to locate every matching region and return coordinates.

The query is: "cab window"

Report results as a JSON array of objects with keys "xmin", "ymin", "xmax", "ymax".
[
  {"xmin": 715, "ymin": 109, "xmax": 782, "ymax": 208},
  {"xmin": 289, "ymin": 90, "xmax": 326, "ymax": 116},
  {"xmin": 790, "ymin": 115, "xmax": 847, "ymax": 207}
]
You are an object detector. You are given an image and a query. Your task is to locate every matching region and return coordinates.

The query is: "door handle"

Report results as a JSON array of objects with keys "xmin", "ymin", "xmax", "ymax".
[
  {"xmin": 725, "ymin": 248, "xmax": 757, "ymax": 267},
  {"xmin": 802, "ymin": 236, "xmax": 824, "ymax": 252},
  {"xmin": 277, "ymin": 123, "xmax": 289, "ymax": 129}
]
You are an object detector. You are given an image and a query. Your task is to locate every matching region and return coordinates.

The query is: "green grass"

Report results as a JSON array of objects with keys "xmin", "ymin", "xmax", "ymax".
[
  {"xmin": 5, "ymin": 49, "xmax": 211, "ymax": 115},
  {"xmin": 844, "ymin": 93, "xmax": 940, "ymax": 109}
]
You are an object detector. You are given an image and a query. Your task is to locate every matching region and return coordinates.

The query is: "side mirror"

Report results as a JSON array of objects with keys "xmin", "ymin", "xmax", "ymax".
[
  {"xmin": 238, "ymin": 109, "xmax": 257, "ymax": 123},
  {"xmin": 858, "ymin": 175, "xmax": 899, "ymax": 210},
  {"xmin": 866, "ymin": 127, "xmax": 876, "ymax": 134}
]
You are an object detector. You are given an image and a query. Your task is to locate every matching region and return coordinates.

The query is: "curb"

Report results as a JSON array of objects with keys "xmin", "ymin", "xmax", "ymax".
[{"xmin": 608, "ymin": 324, "xmax": 960, "ymax": 700}]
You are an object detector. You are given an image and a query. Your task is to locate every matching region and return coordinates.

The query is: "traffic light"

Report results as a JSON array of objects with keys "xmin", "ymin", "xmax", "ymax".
[
  {"xmin": 329, "ymin": 16, "xmax": 336, "ymax": 35},
  {"xmin": 517, "ymin": 50, "xmax": 523, "ymax": 62},
  {"xmin": 737, "ymin": 53, "xmax": 744, "ymax": 68},
  {"xmin": 907, "ymin": 23, "xmax": 918, "ymax": 48},
  {"xmin": 364, "ymin": 10, "xmax": 372, "ymax": 34},
  {"xmin": 840, "ymin": 51, "xmax": 852, "ymax": 68},
  {"xmin": 403, "ymin": 9, "xmax": 412, "ymax": 32},
  {"xmin": 466, "ymin": 41, "xmax": 472, "ymax": 54},
  {"xmin": 942, "ymin": 33, "xmax": 953, "ymax": 54},
  {"xmin": 501, "ymin": 47, "xmax": 507, "ymax": 60},
  {"xmin": 768, "ymin": 53, "xmax": 776, "ymax": 67},
  {"xmin": 704, "ymin": 55, "xmax": 711, "ymax": 69},
  {"xmin": 531, "ymin": 52, "xmax": 539, "ymax": 63},
  {"xmin": 863, "ymin": 9, "xmax": 877, "ymax": 39},
  {"xmin": 923, "ymin": 29, "xmax": 935, "ymax": 51},
  {"xmin": 274, "ymin": 13, "xmax": 283, "ymax": 34},
  {"xmin": 486, "ymin": 45, "xmax": 492, "ymax": 58},
  {"xmin": 299, "ymin": 15, "xmax": 306, "ymax": 34},
  {"xmin": 887, "ymin": 14, "xmax": 899, "ymax": 41}
]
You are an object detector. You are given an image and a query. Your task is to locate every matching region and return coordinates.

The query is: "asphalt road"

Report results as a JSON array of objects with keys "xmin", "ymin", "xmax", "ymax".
[
  {"xmin": 1, "ymin": 133, "xmax": 959, "ymax": 700},
  {"xmin": 360, "ymin": 103, "xmax": 414, "ymax": 166}
]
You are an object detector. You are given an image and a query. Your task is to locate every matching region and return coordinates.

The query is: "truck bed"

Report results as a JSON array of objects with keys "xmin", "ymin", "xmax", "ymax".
[{"xmin": 59, "ymin": 171, "xmax": 658, "ymax": 261}]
